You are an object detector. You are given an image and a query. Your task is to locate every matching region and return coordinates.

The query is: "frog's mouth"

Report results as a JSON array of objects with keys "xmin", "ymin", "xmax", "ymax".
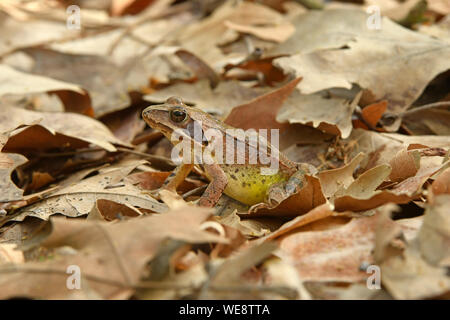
[{"xmin": 149, "ymin": 120, "xmax": 173, "ymax": 139}]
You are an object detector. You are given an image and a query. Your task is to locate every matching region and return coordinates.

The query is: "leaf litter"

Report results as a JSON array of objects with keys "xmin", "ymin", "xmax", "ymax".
[{"xmin": 0, "ymin": 0, "xmax": 449, "ymax": 300}]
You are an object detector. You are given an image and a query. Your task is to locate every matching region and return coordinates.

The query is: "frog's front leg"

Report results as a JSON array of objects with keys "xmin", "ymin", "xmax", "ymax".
[
  {"xmin": 149, "ymin": 164, "xmax": 194, "ymax": 199},
  {"xmin": 197, "ymin": 164, "xmax": 228, "ymax": 207},
  {"xmin": 162, "ymin": 163, "xmax": 194, "ymax": 192}
]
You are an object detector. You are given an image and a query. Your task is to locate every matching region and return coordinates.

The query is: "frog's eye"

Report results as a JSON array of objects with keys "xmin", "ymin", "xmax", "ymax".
[{"xmin": 170, "ymin": 107, "xmax": 187, "ymax": 123}]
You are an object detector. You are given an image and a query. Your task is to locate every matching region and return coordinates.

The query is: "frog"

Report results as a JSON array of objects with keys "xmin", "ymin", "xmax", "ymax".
[{"xmin": 142, "ymin": 96, "xmax": 314, "ymax": 209}]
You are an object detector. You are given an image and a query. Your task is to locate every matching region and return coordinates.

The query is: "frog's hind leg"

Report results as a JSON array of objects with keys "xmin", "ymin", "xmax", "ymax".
[
  {"xmin": 265, "ymin": 168, "xmax": 307, "ymax": 206},
  {"xmin": 197, "ymin": 164, "xmax": 228, "ymax": 207}
]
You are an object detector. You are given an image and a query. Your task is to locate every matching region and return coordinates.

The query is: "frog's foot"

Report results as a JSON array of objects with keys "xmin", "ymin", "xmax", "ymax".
[
  {"xmin": 142, "ymin": 188, "xmax": 167, "ymax": 201},
  {"xmin": 248, "ymin": 183, "xmax": 286, "ymax": 213},
  {"xmin": 249, "ymin": 169, "xmax": 308, "ymax": 213}
]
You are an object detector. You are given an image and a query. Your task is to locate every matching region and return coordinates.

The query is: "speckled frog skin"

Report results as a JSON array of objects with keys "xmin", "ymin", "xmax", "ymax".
[{"xmin": 142, "ymin": 97, "xmax": 310, "ymax": 207}]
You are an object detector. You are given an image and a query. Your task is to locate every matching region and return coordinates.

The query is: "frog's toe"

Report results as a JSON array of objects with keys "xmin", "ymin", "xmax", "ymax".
[{"xmin": 142, "ymin": 188, "xmax": 163, "ymax": 201}]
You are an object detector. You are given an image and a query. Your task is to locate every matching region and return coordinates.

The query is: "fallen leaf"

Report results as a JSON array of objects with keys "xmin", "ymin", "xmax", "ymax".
[
  {"xmin": 418, "ymin": 194, "xmax": 450, "ymax": 266},
  {"xmin": 389, "ymin": 148, "xmax": 420, "ymax": 183},
  {"xmin": 277, "ymin": 89, "xmax": 360, "ymax": 138},
  {"xmin": 0, "ymin": 207, "xmax": 225, "ymax": 299},
  {"xmin": 318, "ymin": 152, "xmax": 366, "ymax": 198},
  {"xmin": 0, "ymin": 105, "xmax": 129, "ymax": 153},
  {"xmin": 361, "ymin": 101, "xmax": 388, "ymax": 128},
  {"xmin": 273, "ymin": 9, "xmax": 450, "ymax": 129},
  {"xmin": 0, "ymin": 152, "xmax": 27, "ymax": 202},
  {"xmin": 0, "ymin": 64, "xmax": 83, "ymax": 97},
  {"xmin": 225, "ymin": 77, "xmax": 302, "ymax": 130},
  {"xmin": 11, "ymin": 161, "xmax": 167, "ymax": 221}
]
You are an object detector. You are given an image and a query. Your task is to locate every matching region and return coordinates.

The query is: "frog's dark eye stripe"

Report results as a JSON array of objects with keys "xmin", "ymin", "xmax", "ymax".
[{"xmin": 170, "ymin": 107, "xmax": 187, "ymax": 123}]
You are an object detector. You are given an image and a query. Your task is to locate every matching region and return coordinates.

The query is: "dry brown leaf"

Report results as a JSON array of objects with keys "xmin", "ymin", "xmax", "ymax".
[
  {"xmin": 0, "ymin": 152, "xmax": 27, "ymax": 202},
  {"xmin": 88, "ymin": 199, "xmax": 142, "ymax": 221},
  {"xmin": 403, "ymin": 108, "xmax": 450, "ymax": 136},
  {"xmin": 277, "ymin": 89, "xmax": 359, "ymax": 138},
  {"xmin": 389, "ymin": 148, "xmax": 421, "ymax": 183},
  {"xmin": 0, "ymin": 13, "xmax": 78, "ymax": 56},
  {"xmin": 380, "ymin": 197, "xmax": 450, "ymax": 299},
  {"xmin": 225, "ymin": 77, "xmax": 302, "ymax": 131},
  {"xmin": 347, "ymin": 129, "xmax": 450, "ymax": 168},
  {"xmin": 335, "ymin": 158, "xmax": 449, "ymax": 212},
  {"xmin": 318, "ymin": 152, "xmax": 366, "ymax": 198},
  {"xmin": 430, "ymin": 167, "xmax": 450, "ymax": 197},
  {"xmin": 125, "ymin": 171, "xmax": 202, "ymax": 193},
  {"xmin": 21, "ymin": 48, "xmax": 136, "ymax": 117},
  {"xmin": 11, "ymin": 161, "xmax": 167, "ymax": 221},
  {"xmin": 273, "ymin": 9, "xmax": 450, "ymax": 129},
  {"xmin": 247, "ymin": 174, "xmax": 326, "ymax": 217},
  {"xmin": 0, "ymin": 105, "xmax": 129, "ymax": 153},
  {"xmin": 418, "ymin": 194, "xmax": 450, "ymax": 266},
  {"xmin": 277, "ymin": 215, "xmax": 378, "ymax": 282},
  {"xmin": 175, "ymin": 49, "xmax": 220, "ymax": 88},
  {"xmin": 111, "ymin": 0, "xmax": 156, "ymax": 16},
  {"xmin": 428, "ymin": 0, "xmax": 450, "ymax": 15},
  {"xmin": 0, "ymin": 208, "xmax": 226, "ymax": 299},
  {"xmin": 263, "ymin": 203, "xmax": 335, "ymax": 241},
  {"xmin": 361, "ymin": 101, "xmax": 388, "ymax": 128},
  {"xmin": 178, "ymin": 1, "xmax": 288, "ymax": 68},
  {"xmin": 0, "ymin": 64, "xmax": 83, "ymax": 97}
]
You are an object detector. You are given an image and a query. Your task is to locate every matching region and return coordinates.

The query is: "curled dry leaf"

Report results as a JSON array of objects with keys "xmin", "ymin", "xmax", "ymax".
[
  {"xmin": 248, "ymin": 174, "xmax": 326, "ymax": 217},
  {"xmin": 347, "ymin": 129, "xmax": 450, "ymax": 169},
  {"xmin": 318, "ymin": 152, "xmax": 366, "ymax": 198},
  {"xmin": 262, "ymin": 203, "xmax": 336, "ymax": 241},
  {"xmin": 430, "ymin": 167, "xmax": 450, "ymax": 197},
  {"xmin": 0, "ymin": 105, "xmax": 129, "ymax": 153},
  {"xmin": 334, "ymin": 158, "xmax": 449, "ymax": 212},
  {"xmin": 388, "ymin": 148, "xmax": 420, "ymax": 183},
  {"xmin": 211, "ymin": 242, "xmax": 278, "ymax": 280}
]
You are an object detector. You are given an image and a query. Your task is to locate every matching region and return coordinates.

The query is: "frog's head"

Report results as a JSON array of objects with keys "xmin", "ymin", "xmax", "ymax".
[{"xmin": 142, "ymin": 96, "xmax": 218, "ymax": 144}]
